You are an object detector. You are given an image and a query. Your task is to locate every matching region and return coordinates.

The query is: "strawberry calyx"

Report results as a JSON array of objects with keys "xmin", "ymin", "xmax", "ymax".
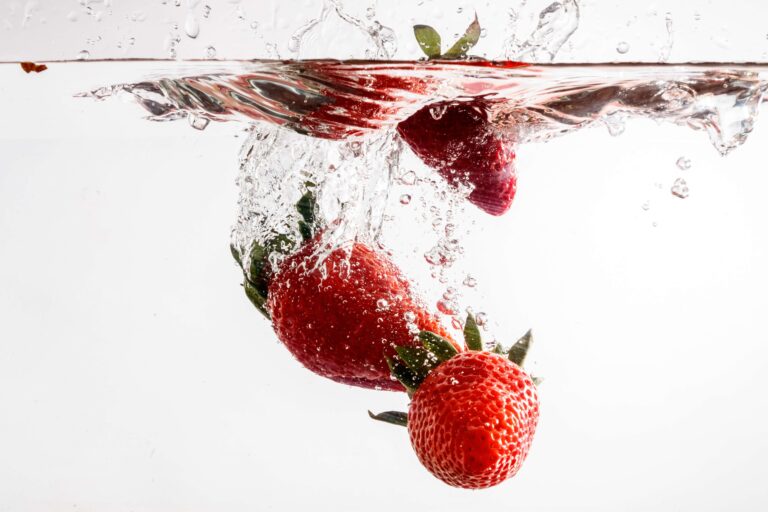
[
  {"xmin": 369, "ymin": 314, "xmax": 537, "ymax": 427},
  {"xmin": 414, "ymin": 15, "xmax": 481, "ymax": 60},
  {"xmin": 231, "ymin": 182, "xmax": 319, "ymax": 319}
]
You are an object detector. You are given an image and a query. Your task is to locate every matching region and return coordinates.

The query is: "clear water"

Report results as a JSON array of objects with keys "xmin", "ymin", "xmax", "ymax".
[{"xmin": 3, "ymin": 59, "xmax": 768, "ymax": 509}]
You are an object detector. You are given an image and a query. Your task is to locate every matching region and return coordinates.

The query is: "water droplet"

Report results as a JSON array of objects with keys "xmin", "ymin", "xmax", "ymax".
[
  {"xmin": 376, "ymin": 298, "xmax": 389, "ymax": 310},
  {"xmin": 676, "ymin": 156, "xmax": 691, "ymax": 170},
  {"xmin": 463, "ymin": 275, "xmax": 477, "ymax": 287},
  {"xmin": 206, "ymin": 45, "xmax": 217, "ymax": 58},
  {"xmin": 188, "ymin": 114, "xmax": 210, "ymax": 130},
  {"xmin": 398, "ymin": 170, "xmax": 417, "ymax": 185},
  {"xmin": 616, "ymin": 41, "xmax": 630, "ymax": 54},
  {"xmin": 77, "ymin": 50, "xmax": 90, "ymax": 60},
  {"xmin": 184, "ymin": 14, "xmax": 200, "ymax": 38},
  {"xmin": 671, "ymin": 177, "xmax": 689, "ymax": 198},
  {"xmin": 641, "ymin": 201, "xmax": 650, "ymax": 211},
  {"xmin": 399, "ymin": 194, "xmax": 411, "ymax": 205},
  {"xmin": 475, "ymin": 312, "xmax": 488, "ymax": 326}
]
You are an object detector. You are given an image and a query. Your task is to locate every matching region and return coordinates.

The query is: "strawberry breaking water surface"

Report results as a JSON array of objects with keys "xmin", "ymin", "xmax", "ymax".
[{"xmin": 83, "ymin": 60, "xmax": 768, "ymax": 334}]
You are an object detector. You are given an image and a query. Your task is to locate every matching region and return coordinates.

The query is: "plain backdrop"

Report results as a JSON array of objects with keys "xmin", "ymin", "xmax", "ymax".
[{"xmin": 3, "ymin": 1, "xmax": 768, "ymax": 510}]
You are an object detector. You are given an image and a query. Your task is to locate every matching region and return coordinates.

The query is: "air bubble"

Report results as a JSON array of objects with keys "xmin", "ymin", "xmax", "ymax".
[
  {"xmin": 641, "ymin": 201, "xmax": 650, "ymax": 211},
  {"xmin": 437, "ymin": 299, "xmax": 459, "ymax": 316},
  {"xmin": 475, "ymin": 312, "xmax": 488, "ymax": 326},
  {"xmin": 365, "ymin": 7, "xmax": 375, "ymax": 19},
  {"xmin": 463, "ymin": 275, "xmax": 477, "ymax": 287},
  {"xmin": 203, "ymin": 5, "xmax": 211, "ymax": 18},
  {"xmin": 404, "ymin": 311, "xmax": 416, "ymax": 322},
  {"xmin": 188, "ymin": 114, "xmax": 210, "ymax": 130},
  {"xmin": 676, "ymin": 156, "xmax": 691, "ymax": 170},
  {"xmin": 206, "ymin": 45, "xmax": 217, "ymax": 58},
  {"xmin": 376, "ymin": 298, "xmax": 389, "ymax": 310},
  {"xmin": 616, "ymin": 41, "xmax": 630, "ymax": 54},
  {"xmin": 399, "ymin": 194, "xmax": 412, "ymax": 205},
  {"xmin": 671, "ymin": 177, "xmax": 689, "ymax": 198},
  {"xmin": 398, "ymin": 170, "xmax": 417, "ymax": 185},
  {"xmin": 429, "ymin": 105, "xmax": 447, "ymax": 120},
  {"xmin": 77, "ymin": 50, "xmax": 90, "ymax": 60}
]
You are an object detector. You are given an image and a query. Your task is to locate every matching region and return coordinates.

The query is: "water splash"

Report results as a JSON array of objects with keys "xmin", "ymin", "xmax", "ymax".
[
  {"xmin": 505, "ymin": 0, "xmax": 580, "ymax": 62},
  {"xmin": 288, "ymin": 0, "xmax": 396, "ymax": 60}
]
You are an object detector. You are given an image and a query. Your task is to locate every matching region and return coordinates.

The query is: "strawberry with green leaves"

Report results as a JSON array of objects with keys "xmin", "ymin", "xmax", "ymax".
[
  {"xmin": 397, "ymin": 16, "xmax": 520, "ymax": 216},
  {"xmin": 233, "ymin": 185, "xmax": 458, "ymax": 391},
  {"xmin": 370, "ymin": 315, "xmax": 540, "ymax": 489}
]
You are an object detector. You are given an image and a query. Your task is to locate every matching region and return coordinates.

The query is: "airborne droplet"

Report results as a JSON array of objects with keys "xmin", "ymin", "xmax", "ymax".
[{"xmin": 185, "ymin": 15, "xmax": 200, "ymax": 38}]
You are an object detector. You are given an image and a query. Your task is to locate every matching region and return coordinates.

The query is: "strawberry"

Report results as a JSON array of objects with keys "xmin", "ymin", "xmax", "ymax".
[
  {"xmin": 396, "ymin": 16, "xmax": 519, "ymax": 216},
  {"xmin": 370, "ymin": 316, "xmax": 540, "ymax": 488},
  {"xmin": 232, "ymin": 186, "xmax": 457, "ymax": 391},
  {"xmin": 397, "ymin": 99, "xmax": 517, "ymax": 216},
  {"xmin": 268, "ymin": 236, "xmax": 456, "ymax": 390}
]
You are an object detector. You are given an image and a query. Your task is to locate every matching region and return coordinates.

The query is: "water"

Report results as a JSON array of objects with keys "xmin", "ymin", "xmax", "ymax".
[
  {"xmin": 78, "ymin": 59, "xmax": 768, "ymax": 302},
  {"xmin": 3, "ymin": 58, "xmax": 768, "ymax": 509}
]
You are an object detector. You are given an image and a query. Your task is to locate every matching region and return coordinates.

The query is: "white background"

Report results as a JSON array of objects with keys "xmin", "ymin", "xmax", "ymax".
[{"xmin": 2, "ymin": 1, "xmax": 768, "ymax": 511}]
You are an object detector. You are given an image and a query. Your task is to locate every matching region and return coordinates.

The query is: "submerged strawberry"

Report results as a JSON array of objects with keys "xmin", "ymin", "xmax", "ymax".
[
  {"xmin": 268, "ymin": 236, "xmax": 456, "ymax": 390},
  {"xmin": 370, "ymin": 316, "xmax": 540, "ymax": 489},
  {"xmin": 233, "ymin": 186, "xmax": 456, "ymax": 391},
  {"xmin": 396, "ymin": 16, "xmax": 519, "ymax": 216},
  {"xmin": 397, "ymin": 99, "xmax": 517, "ymax": 215}
]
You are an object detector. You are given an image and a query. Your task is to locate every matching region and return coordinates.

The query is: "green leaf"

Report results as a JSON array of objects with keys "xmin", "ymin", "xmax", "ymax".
[
  {"xmin": 491, "ymin": 342, "xmax": 506, "ymax": 355},
  {"xmin": 508, "ymin": 329, "xmax": 533, "ymax": 367},
  {"xmin": 463, "ymin": 313, "xmax": 482, "ymax": 351},
  {"xmin": 368, "ymin": 410, "xmax": 408, "ymax": 427},
  {"xmin": 413, "ymin": 24, "xmax": 442, "ymax": 58},
  {"xmin": 386, "ymin": 356, "xmax": 421, "ymax": 394},
  {"xmin": 296, "ymin": 184, "xmax": 317, "ymax": 242},
  {"xmin": 443, "ymin": 14, "xmax": 481, "ymax": 58},
  {"xmin": 419, "ymin": 331, "xmax": 458, "ymax": 362},
  {"xmin": 395, "ymin": 346, "xmax": 437, "ymax": 377},
  {"xmin": 243, "ymin": 280, "xmax": 270, "ymax": 320},
  {"xmin": 230, "ymin": 244, "xmax": 243, "ymax": 268}
]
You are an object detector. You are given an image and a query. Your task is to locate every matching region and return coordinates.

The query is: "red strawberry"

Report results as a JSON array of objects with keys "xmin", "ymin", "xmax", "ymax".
[
  {"xmin": 397, "ymin": 99, "xmax": 517, "ymax": 216},
  {"xmin": 268, "ymin": 236, "xmax": 457, "ymax": 390},
  {"xmin": 370, "ymin": 316, "xmax": 540, "ymax": 488},
  {"xmin": 392, "ymin": 16, "xmax": 518, "ymax": 216},
  {"xmin": 233, "ymin": 186, "xmax": 457, "ymax": 391}
]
